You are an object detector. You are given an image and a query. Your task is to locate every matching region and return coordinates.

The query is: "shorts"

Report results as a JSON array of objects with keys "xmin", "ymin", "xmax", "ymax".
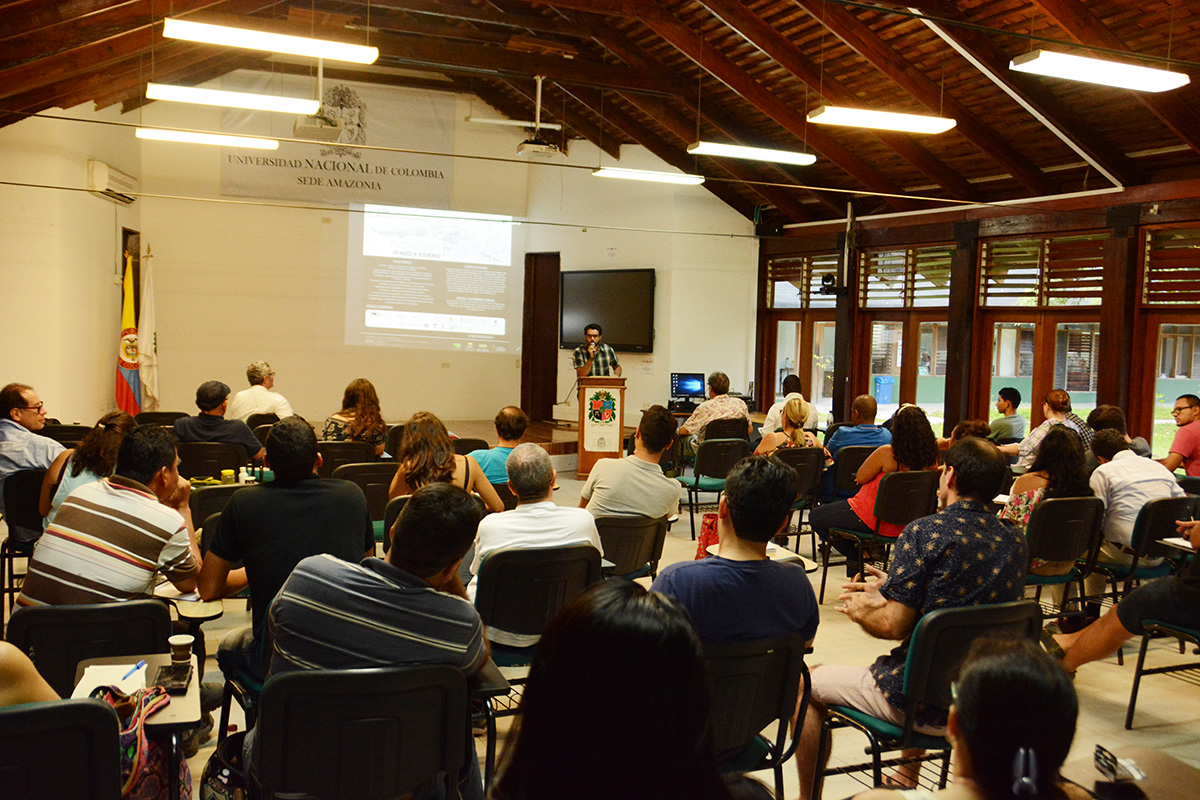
[
  {"xmin": 810, "ymin": 664, "xmax": 945, "ymax": 736},
  {"xmin": 1116, "ymin": 577, "xmax": 1200, "ymax": 633}
]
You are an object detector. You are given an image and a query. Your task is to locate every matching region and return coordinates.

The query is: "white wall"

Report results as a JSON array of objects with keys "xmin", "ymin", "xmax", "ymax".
[
  {"xmin": 0, "ymin": 106, "xmax": 140, "ymax": 424},
  {"xmin": 1, "ymin": 78, "xmax": 758, "ymax": 425}
]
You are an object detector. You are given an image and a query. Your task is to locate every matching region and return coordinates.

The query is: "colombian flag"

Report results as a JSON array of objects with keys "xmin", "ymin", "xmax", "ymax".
[{"xmin": 116, "ymin": 253, "xmax": 142, "ymax": 415}]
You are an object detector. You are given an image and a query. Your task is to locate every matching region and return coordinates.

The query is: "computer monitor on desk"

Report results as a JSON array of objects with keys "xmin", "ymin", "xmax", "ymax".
[{"xmin": 669, "ymin": 373, "xmax": 705, "ymax": 413}]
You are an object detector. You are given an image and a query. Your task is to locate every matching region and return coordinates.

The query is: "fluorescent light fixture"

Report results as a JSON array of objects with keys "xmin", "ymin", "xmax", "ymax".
[
  {"xmin": 135, "ymin": 127, "xmax": 279, "ymax": 150},
  {"xmin": 592, "ymin": 167, "xmax": 704, "ymax": 186},
  {"xmin": 465, "ymin": 115, "xmax": 562, "ymax": 131},
  {"xmin": 687, "ymin": 140, "xmax": 816, "ymax": 166},
  {"xmin": 1010, "ymin": 50, "xmax": 1189, "ymax": 92},
  {"xmin": 807, "ymin": 105, "xmax": 956, "ymax": 134},
  {"xmin": 162, "ymin": 17, "xmax": 378, "ymax": 64},
  {"xmin": 146, "ymin": 83, "xmax": 319, "ymax": 114}
]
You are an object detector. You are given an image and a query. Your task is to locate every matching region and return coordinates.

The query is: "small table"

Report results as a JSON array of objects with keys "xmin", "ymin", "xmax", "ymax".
[
  {"xmin": 1061, "ymin": 745, "xmax": 1200, "ymax": 800},
  {"xmin": 75, "ymin": 654, "xmax": 200, "ymax": 800},
  {"xmin": 705, "ymin": 543, "xmax": 818, "ymax": 572}
]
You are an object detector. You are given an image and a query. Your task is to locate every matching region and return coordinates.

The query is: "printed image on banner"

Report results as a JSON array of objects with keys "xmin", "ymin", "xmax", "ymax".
[
  {"xmin": 584, "ymin": 389, "xmax": 620, "ymax": 452},
  {"xmin": 219, "ymin": 70, "xmax": 453, "ymax": 208}
]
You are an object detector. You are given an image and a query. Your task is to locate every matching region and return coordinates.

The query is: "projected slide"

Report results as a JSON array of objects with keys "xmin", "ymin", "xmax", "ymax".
[{"xmin": 345, "ymin": 204, "xmax": 521, "ymax": 353}]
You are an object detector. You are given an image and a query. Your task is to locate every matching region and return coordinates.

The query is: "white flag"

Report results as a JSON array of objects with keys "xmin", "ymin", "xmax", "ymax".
[{"xmin": 138, "ymin": 251, "xmax": 160, "ymax": 411}]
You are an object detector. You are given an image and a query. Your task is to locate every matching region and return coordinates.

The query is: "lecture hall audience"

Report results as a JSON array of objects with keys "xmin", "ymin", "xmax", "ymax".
[
  {"xmin": 38, "ymin": 410, "xmax": 137, "ymax": 530},
  {"xmin": 387, "ymin": 411, "xmax": 503, "ymax": 512},
  {"xmin": 0, "ymin": 382, "xmax": 65, "ymax": 543},
  {"xmin": 321, "ymin": 377, "xmax": 388, "ymax": 457}
]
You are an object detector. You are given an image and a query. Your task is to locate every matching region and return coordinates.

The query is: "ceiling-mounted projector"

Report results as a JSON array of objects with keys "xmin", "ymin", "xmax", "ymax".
[
  {"xmin": 517, "ymin": 137, "xmax": 559, "ymax": 158},
  {"xmin": 294, "ymin": 113, "xmax": 344, "ymax": 142}
]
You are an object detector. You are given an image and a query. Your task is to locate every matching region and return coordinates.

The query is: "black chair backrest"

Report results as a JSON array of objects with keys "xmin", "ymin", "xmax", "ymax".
[
  {"xmin": 315, "ymin": 441, "xmax": 376, "ymax": 478},
  {"xmin": 822, "ymin": 421, "xmax": 851, "ymax": 445},
  {"xmin": 0, "ymin": 698, "xmax": 122, "ymax": 800},
  {"xmin": 255, "ymin": 665, "xmax": 468, "ymax": 800},
  {"xmin": 176, "ymin": 442, "xmax": 248, "ymax": 480},
  {"xmin": 452, "ymin": 438, "xmax": 489, "ymax": 456},
  {"xmin": 39, "ymin": 424, "xmax": 92, "ymax": 444},
  {"xmin": 200, "ymin": 512, "xmax": 221, "ymax": 557},
  {"xmin": 246, "ymin": 413, "xmax": 280, "ymax": 431},
  {"xmin": 903, "ymin": 600, "xmax": 1041, "ymax": 729},
  {"xmin": 188, "ymin": 484, "xmax": 245, "ymax": 529},
  {"xmin": 1130, "ymin": 495, "xmax": 1198, "ymax": 561},
  {"xmin": 474, "ymin": 545, "xmax": 602, "ymax": 637},
  {"xmin": 831, "ymin": 446, "xmax": 875, "ymax": 494},
  {"xmin": 2, "ymin": 469, "xmax": 47, "ymax": 533},
  {"xmin": 6, "ymin": 600, "xmax": 173, "ymax": 698},
  {"xmin": 1025, "ymin": 496, "xmax": 1105, "ymax": 565},
  {"xmin": 332, "ymin": 462, "xmax": 400, "ymax": 522},
  {"xmin": 1177, "ymin": 476, "xmax": 1200, "ymax": 496},
  {"xmin": 252, "ymin": 424, "xmax": 272, "ymax": 446},
  {"xmin": 695, "ymin": 438, "xmax": 753, "ymax": 481},
  {"xmin": 705, "ymin": 633, "xmax": 808, "ymax": 757},
  {"xmin": 385, "ymin": 425, "xmax": 406, "ymax": 458},
  {"xmin": 873, "ymin": 470, "xmax": 939, "ymax": 531},
  {"xmin": 704, "ymin": 418, "xmax": 749, "ymax": 441},
  {"xmin": 381, "ymin": 495, "xmax": 410, "ymax": 553},
  {"xmin": 773, "ymin": 447, "xmax": 825, "ymax": 502},
  {"xmin": 595, "ymin": 515, "xmax": 669, "ymax": 575},
  {"xmin": 491, "ymin": 482, "xmax": 518, "ymax": 511},
  {"xmin": 134, "ymin": 411, "xmax": 188, "ymax": 426}
]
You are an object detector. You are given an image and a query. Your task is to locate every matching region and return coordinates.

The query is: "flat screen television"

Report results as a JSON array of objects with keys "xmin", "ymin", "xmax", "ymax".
[
  {"xmin": 671, "ymin": 373, "xmax": 706, "ymax": 399},
  {"xmin": 560, "ymin": 269, "xmax": 655, "ymax": 353}
]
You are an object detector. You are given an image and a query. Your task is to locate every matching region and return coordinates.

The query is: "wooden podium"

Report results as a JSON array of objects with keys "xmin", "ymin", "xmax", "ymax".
[{"xmin": 577, "ymin": 376, "xmax": 625, "ymax": 479}]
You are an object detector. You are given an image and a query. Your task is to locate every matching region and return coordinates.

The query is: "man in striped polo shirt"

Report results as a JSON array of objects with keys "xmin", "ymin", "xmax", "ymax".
[
  {"xmin": 17, "ymin": 424, "xmax": 200, "ymax": 607},
  {"xmin": 252, "ymin": 482, "xmax": 487, "ymax": 797}
]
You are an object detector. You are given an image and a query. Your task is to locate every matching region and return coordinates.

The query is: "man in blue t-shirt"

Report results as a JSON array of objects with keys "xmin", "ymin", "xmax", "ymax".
[
  {"xmin": 822, "ymin": 394, "xmax": 891, "ymax": 500},
  {"xmin": 651, "ymin": 456, "xmax": 819, "ymax": 645},
  {"xmin": 471, "ymin": 406, "xmax": 528, "ymax": 485}
]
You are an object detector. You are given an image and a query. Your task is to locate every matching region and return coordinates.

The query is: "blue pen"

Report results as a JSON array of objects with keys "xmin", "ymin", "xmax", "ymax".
[{"xmin": 122, "ymin": 660, "xmax": 147, "ymax": 680}]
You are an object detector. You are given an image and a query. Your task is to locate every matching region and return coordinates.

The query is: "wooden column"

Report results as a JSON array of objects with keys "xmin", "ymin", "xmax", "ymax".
[
  {"xmin": 942, "ymin": 220, "xmax": 980, "ymax": 436},
  {"xmin": 832, "ymin": 230, "xmax": 858, "ymax": 422},
  {"xmin": 1097, "ymin": 205, "xmax": 1140, "ymax": 411}
]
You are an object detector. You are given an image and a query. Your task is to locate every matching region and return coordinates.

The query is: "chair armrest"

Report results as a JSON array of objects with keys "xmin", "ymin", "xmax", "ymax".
[{"xmin": 469, "ymin": 659, "xmax": 511, "ymax": 700}]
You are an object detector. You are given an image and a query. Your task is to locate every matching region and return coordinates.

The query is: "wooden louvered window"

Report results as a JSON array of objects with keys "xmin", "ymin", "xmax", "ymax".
[
  {"xmin": 1143, "ymin": 226, "xmax": 1200, "ymax": 306},
  {"xmin": 979, "ymin": 234, "xmax": 1107, "ymax": 307},
  {"xmin": 767, "ymin": 253, "xmax": 837, "ymax": 309},
  {"xmin": 858, "ymin": 245, "xmax": 954, "ymax": 308}
]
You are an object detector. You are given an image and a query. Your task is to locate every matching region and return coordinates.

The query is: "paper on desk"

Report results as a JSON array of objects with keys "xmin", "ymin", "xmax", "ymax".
[
  {"xmin": 71, "ymin": 664, "xmax": 147, "ymax": 698},
  {"xmin": 1163, "ymin": 536, "xmax": 1196, "ymax": 551},
  {"xmin": 765, "ymin": 542, "xmax": 778, "ymax": 552}
]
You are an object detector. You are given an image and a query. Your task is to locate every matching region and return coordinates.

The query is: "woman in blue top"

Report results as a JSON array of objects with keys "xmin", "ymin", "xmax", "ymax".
[{"xmin": 38, "ymin": 411, "xmax": 137, "ymax": 529}]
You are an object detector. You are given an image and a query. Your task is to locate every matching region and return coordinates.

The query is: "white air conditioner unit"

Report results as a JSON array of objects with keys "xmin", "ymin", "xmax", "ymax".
[{"xmin": 87, "ymin": 160, "xmax": 139, "ymax": 205}]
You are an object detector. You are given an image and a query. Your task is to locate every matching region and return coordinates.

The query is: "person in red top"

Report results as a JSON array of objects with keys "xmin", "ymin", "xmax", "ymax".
[
  {"xmin": 1160, "ymin": 393, "xmax": 1200, "ymax": 476},
  {"xmin": 808, "ymin": 405, "xmax": 940, "ymax": 579}
]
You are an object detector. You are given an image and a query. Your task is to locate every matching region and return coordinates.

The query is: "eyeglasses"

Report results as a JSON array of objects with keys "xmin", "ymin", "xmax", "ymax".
[
  {"xmin": 1172, "ymin": 405, "xmax": 1198, "ymax": 415},
  {"xmin": 18, "ymin": 403, "xmax": 44, "ymax": 412}
]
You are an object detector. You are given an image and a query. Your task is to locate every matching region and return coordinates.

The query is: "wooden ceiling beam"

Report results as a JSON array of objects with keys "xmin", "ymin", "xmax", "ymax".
[
  {"xmin": 1031, "ymin": 0, "xmax": 1200, "ymax": 155},
  {"xmin": 560, "ymin": 84, "xmax": 760, "ymax": 221},
  {"xmin": 0, "ymin": 0, "xmax": 142, "ymax": 44},
  {"xmin": 631, "ymin": 10, "xmax": 918, "ymax": 211},
  {"xmin": 92, "ymin": 50, "xmax": 250, "ymax": 110},
  {"xmin": 923, "ymin": 6, "xmax": 1145, "ymax": 187},
  {"xmin": 0, "ymin": 0, "xmax": 275, "ymax": 102},
  {"xmin": 496, "ymin": 77, "xmax": 624, "ymax": 161},
  {"xmin": 616, "ymin": 93, "xmax": 814, "ymax": 222},
  {"xmin": 261, "ymin": 61, "xmax": 460, "ymax": 94},
  {"xmin": 698, "ymin": 0, "xmax": 977, "ymax": 200},
  {"xmin": 791, "ymin": 0, "xmax": 1057, "ymax": 196},
  {"xmin": 370, "ymin": 0, "xmax": 598, "ymax": 39}
]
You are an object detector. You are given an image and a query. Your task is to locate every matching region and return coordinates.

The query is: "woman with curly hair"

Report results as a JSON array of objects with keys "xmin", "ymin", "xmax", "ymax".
[
  {"xmin": 387, "ymin": 411, "xmax": 503, "ymax": 512},
  {"xmin": 38, "ymin": 411, "xmax": 137, "ymax": 529},
  {"xmin": 322, "ymin": 378, "xmax": 388, "ymax": 457},
  {"xmin": 998, "ymin": 424, "xmax": 1092, "ymax": 576},
  {"xmin": 809, "ymin": 405, "xmax": 939, "ymax": 578}
]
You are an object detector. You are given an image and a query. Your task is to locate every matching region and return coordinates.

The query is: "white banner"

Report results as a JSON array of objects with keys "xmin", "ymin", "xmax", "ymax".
[{"xmin": 219, "ymin": 70, "xmax": 453, "ymax": 208}]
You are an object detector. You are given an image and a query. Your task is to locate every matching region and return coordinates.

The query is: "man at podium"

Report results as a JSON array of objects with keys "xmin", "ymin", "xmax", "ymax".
[{"xmin": 573, "ymin": 323, "xmax": 622, "ymax": 378}]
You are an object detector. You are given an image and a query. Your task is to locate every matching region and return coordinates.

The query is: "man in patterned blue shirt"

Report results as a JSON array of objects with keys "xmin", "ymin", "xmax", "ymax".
[{"xmin": 796, "ymin": 437, "xmax": 1026, "ymax": 800}]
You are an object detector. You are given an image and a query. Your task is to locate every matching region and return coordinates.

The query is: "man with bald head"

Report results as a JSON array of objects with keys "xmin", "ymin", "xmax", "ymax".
[
  {"xmin": 472, "ymin": 405, "xmax": 528, "ymax": 484},
  {"xmin": 822, "ymin": 394, "xmax": 891, "ymax": 500}
]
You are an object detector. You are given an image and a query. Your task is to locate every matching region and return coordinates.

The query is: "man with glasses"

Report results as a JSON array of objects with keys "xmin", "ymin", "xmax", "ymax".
[
  {"xmin": 226, "ymin": 360, "xmax": 293, "ymax": 422},
  {"xmin": 0, "ymin": 383, "xmax": 65, "ymax": 543},
  {"xmin": 1160, "ymin": 394, "xmax": 1200, "ymax": 476}
]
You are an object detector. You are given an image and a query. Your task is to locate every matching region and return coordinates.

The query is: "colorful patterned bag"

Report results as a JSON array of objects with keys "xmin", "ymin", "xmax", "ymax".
[
  {"xmin": 92, "ymin": 685, "xmax": 192, "ymax": 800},
  {"xmin": 694, "ymin": 512, "xmax": 720, "ymax": 559}
]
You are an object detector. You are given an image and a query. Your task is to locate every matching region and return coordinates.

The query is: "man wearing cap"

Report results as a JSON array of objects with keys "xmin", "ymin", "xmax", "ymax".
[{"xmin": 173, "ymin": 381, "xmax": 265, "ymax": 462}]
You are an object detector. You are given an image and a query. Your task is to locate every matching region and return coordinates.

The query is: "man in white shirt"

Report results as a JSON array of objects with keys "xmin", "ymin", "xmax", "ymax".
[
  {"xmin": 580, "ymin": 405, "xmax": 680, "ymax": 519},
  {"xmin": 0, "ymin": 383, "xmax": 65, "ymax": 542},
  {"xmin": 468, "ymin": 443, "xmax": 600, "ymax": 646},
  {"xmin": 761, "ymin": 374, "xmax": 818, "ymax": 436},
  {"xmin": 1085, "ymin": 429, "xmax": 1184, "ymax": 597},
  {"xmin": 226, "ymin": 361, "xmax": 293, "ymax": 422}
]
